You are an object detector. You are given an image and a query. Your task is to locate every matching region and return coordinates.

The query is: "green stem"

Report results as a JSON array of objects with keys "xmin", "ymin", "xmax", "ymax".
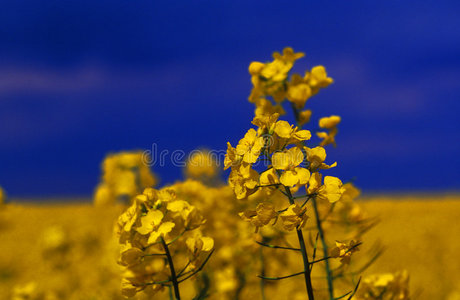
[
  {"xmin": 161, "ymin": 237, "xmax": 181, "ymax": 300},
  {"xmin": 284, "ymin": 186, "xmax": 315, "ymax": 300},
  {"xmin": 312, "ymin": 197, "xmax": 334, "ymax": 300}
]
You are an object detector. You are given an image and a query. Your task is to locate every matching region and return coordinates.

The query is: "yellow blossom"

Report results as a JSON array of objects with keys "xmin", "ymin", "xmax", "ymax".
[
  {"xmin": 228, "ymin": 165, "xmax": 259, "ymax": 200},
  {"xmin": 254, "ymin": 98, "xmax": 285, "ymax": 118},
  {"xmin": 235, "ymin": 128, "xmax": 264, "ymax": 164},
  {"xmin": 94, "ymin": 151, "xmax": 158, "ymax": 205},
  {"xmin": 272, "ymin": 147, "xmax": 310, "ymax": 187},
  {"xmin": 305, "ymin": 146, "xmax": 337, "ymax": 170},
  {"xmin": 279, "ymin": 204, "xmax": 308, "ymax": 231},
  {"xmin": 147, "ymin": 222, "xmax": 175, "ymax": 244},
  {"xmin": 307, "ymin": 174, "xmax": 345, "ymax": 203},
  {"xmin": 224, "ymin": 142, "xmax": 241, "ymax": 170},
  {"xmin": 259, "ymin": 168, "xmax": 280, "ymax": 186},
  {"xmin": 185, "ymin": 149, "xmax": 219, "ymax": 179},
  {"xmin": 252, "ymin": 112, "xmax": 279, "ymax": 133},
  {"xmin": 248, "ymin": 47, "xmax": 304, "ymax": 103},
  {"xmin": 307, "ymin": 65, "xmax": 333, "ymax": 93},
  {"xmin": 319, "ymin": 115, "xmax": 341, "ymax": 129},
  {"xmin": 239, "ymin": 202, "xmax": 277, "ymax": 231},
  {"xmin": 329, "ymin": 240, "xmax": 360, "ymax": 264},
  {"xmin": 287, "ymin": 73, "xmax": 312, "ymax": 108},
  {"xmin": 298, "ymin": 109, "xmax": 312, "ymax": 126},
  {"xmin": 340, "ymin": 183, "xmax": 361, "ymax": 202},
  {"xmin": 317, "ymin": 115, "xmax": 341, "ymax": 147},
  {"xmin": 121, "ymin": 278, "xmax": 141, "ymax": 298},
  {"xmin": 136, "ymin": 210, "xmax": 164, "ymax": 235},
  {"xmin": 274, "ymin": 120, "xmax": 311, "ymax": 142},
  {"xmin": 186, "ymin": 235, "xmax": 214, "ymax": 256},
  {"xmin": 357, "ymin": 270, "xmax": 410, "ymax": 300},
  {"xmin": 119, "ymin": 246, "xmax": 144, "ymax": 267}
]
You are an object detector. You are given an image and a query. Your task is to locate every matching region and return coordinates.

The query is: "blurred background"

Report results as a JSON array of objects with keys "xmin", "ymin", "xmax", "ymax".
[{"xmin": 0, "ymin": 0, "xmax": 459, "ymax": 198}]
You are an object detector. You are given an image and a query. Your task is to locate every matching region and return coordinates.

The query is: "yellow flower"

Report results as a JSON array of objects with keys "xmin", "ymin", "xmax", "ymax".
[
  {"xmin": 319, "ymin": 115, "xmax": 341, "ymax": 129},
  {"xmin": 340, "ymin": 183, "xmax": 361, "ymax": 202},
  {"xmin": 298, "ymin": 109, "xmax": 312, "ymax": 126},
  {"xmin": 307, "ymin": 65, "xmax": 333, "ymax": 93},
  {"xmin": 235, "ymin": 128, "xmax": 264, "ymax": 164},
  {"xmin": 95, "ymin": 151, "xmax": 157, "ymax": 205},
  {"xmin": 12, "ymin": 282, "xmax": 38, "ymax": 300},
  {"xmin": 119, "ymin": 246, "xmax": 144, "ymax": 267},
  {"xmin": 254, "ymin": 98, "xmax": 285, "ymax": 118},
  {"xmin": 274, "ymin": 120, "xmax": 311, "ymax": 143},
  {"xmin": 239, "ymin": 202, "xmax": 277, "ymax": 231},
  {"xmin": 259, "ymin": 167, "xmax": 280, "ymax": 186},
  {"xmin": 147, "ymin": 222, "xmax": 175, "ymax": 244},
  {"xmin": 279, "ymin": 204, "xmax": 308, "ymax": 231},
  {"xmin": 357, "ymin": 270, "xmax": 410, "ymax": 300},
  {"xmin": 248, "ymin": 47, "xmax": 304, "ymax": 103},
  {"xmin": 252, "ymin": 112, "xmax": 279, "ymax": 133},
  {"xmin": 329, "ymin": 240, "xmax": 360, "ymax": 265},
  {"xmin": 117, "ymin": 202, "xmax": 140, "ymax": 235},
  {"xmin": 287, "ymin": 73, "xmax": 312, "ymax": 109},
  {"xmin": 224, "ymin": 142, "xmax": 241, "ymax": 170},
  {"xmin": 185, "ymin": 149, "xmax": 219, "ymax": 179},
  {"xmin": 121, "ymin": 278, "xmax": 141, "ymax": 298},
  {"xmin": 93, "ymin": 183, "xmax": 113, "ymax": 206},
  {"xmin": 228, "ymin": 164, "xmax": 259, "ymax": 200},
  {"xmin": 307, "ymin": 174, "xmax": 345, "ymax": 203},
  {"xmin": 317, "ymin": 115, "xmax": 341, "ymax": 147},
  {"xmin": 186, "ymin": 235, "xmax": 214, "ymax": 256},
  {"xmin": 167, "ymin": 200, "xmax": 204, "ymax": 230},
  {"xmin": 272, "ymin": 147, "xmax": 310, "ymax": 187},
  {"xmin": 305, "ymin": 146, "xmax": 337, "ymax": 170},
  {"xmin": 136, "ymin": 210, "xmax": 164, "ymax": 235}
]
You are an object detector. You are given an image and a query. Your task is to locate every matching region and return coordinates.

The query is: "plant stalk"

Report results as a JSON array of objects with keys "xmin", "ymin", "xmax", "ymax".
[
  {"xmin": 284, "ymin": 186, "xmax": 315, "ymax": 300},
  {"xmin": 312, "ymin": 197, "xmax": 334, "ymax": 300},
  {"xmin": 161, "ymin": 237, "xmax": 181, "ymax": 300}
]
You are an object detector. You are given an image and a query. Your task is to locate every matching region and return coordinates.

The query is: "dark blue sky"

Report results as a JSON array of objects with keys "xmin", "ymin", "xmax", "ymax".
[{"xmin": 0, "ymin": 0, "xmax": 459, "ymax": 197}]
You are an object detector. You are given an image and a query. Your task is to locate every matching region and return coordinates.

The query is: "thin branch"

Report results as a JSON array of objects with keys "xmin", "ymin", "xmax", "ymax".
[
  {"xmin": 178, "ymin": 249, "xmax": 214, "ymax": 283},
  {"xmin": 256, "ymin": 241, "xmax": 301, "ymax": 251},
  {"xmin": 347, "ymin": 277, "xmax": 361, "ymax": 300},
  {"xmin": 334, "ymin": 291, "xmax": 351, "ymax": 300},
  {"xmin": 177, "ymin": 260, "xmax": 192, "ymax": 277},
  {"xmin": 142, "ymin": 279, "xmax": 172, "ymax": 286},
  {"xmin": 310, "ymin": 233, "xmax": 320, "ymax": 271},
  {"xmin": 300, "ymin": 195, "xmax": 314, "ymax": 208},
  {"xmin": 258, "ymin": 270, "xmax": 305, "ymax": 281}
]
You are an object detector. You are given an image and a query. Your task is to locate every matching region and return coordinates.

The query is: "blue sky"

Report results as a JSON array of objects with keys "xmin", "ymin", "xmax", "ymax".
[{"xmin": 0, "ymin": 0, "xmax": 459, "ymax": 197}]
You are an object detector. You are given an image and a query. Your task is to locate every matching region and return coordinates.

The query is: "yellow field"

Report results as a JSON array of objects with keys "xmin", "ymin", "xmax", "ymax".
[{"xmin": 1, "ymin": 195, "xmax": 459, "ymax": 299}]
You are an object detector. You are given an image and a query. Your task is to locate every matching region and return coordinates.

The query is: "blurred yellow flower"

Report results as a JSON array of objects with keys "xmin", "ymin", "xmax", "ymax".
[
  {"xmin": 239, "ymin": 202, "xmax": 277, "ymax": 231},
  {"xmin": 185, "ymin": 149, "xmax": 219, "ymax": 179},
  {"xmin": 329, "ymin": 240, "xmax": 360, "ymax": 265}
]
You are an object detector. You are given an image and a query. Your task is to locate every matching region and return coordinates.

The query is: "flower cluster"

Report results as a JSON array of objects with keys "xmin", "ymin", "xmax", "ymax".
[
  {"xmin": 116, "ymin": 186, "xmax": 214, "ymax": 298},
  {"xmin": 93, "ymin": 151, "xmax": 158, "ymax": 206},
  {"xmin": 223, "ymin": 47, "xmax": 373, "ymax": 300}
]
